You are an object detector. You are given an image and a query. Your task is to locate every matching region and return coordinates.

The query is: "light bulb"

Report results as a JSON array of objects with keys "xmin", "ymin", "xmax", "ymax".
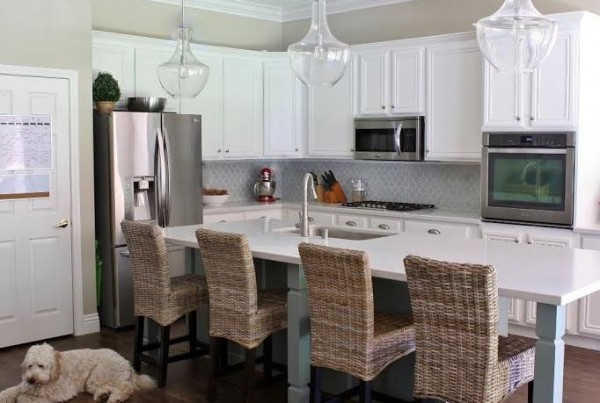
[{"xmin": 288, "ymin": 0, "xmax": 350, "ymax": 87}]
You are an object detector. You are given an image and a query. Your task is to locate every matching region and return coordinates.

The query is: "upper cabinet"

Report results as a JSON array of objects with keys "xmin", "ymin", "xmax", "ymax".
[
  {"xmin": 426, "ymin": 37, "xmax": 483, "ymax": 162},
  {"xmin": 483, "ymin": 27, "xmax": 578, "ymax": 130},
  {"xmin": 134, "ymin": 46, "xmax": 179, "ymax": 112},
  {"xmin": 263, "ymin": 56, "xmax": 303, "ymax": 158},
  {"xmin": 91, "ymin": 36, "xmax": 135, "ymax": 109},
  {"xmin": 355, "ymin": 46, "xmax": 425, "ymax": 116},
  {"xmin": 307, "ymin": 62, "xmax": 355, "ymax": 158}
]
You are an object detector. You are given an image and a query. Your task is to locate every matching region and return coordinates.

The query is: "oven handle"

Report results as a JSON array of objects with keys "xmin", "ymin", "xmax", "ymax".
[
  {"xmin": 485, "ymin": 148, "xmax": 568, "ymax": 155},
  {"xmin": 394, "ymin": 123, "xmax": 403, "ymax": 155}
]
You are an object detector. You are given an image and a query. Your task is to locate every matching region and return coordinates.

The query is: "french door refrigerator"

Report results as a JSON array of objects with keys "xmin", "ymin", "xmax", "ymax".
[{"xmin": 93, "ymin": 111, "xmax": 202, "ymax": 328}]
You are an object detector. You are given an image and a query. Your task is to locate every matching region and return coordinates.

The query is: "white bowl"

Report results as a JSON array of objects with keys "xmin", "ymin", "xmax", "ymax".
[{"xmin": 203, "ymin": 194, "xmax": 229, "ymax": 206}]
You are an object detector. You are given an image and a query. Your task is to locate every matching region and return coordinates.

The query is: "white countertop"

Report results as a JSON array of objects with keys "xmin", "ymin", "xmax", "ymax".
[{"xmin": 164, "ymin": 218, "xmax": 600, "ymax": 306}]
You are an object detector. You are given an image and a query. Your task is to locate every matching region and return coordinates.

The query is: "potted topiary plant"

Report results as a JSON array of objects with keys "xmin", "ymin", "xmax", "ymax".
[{"xmin": 93, "ymin": 72, "xmax": 121, "ymax": 114}]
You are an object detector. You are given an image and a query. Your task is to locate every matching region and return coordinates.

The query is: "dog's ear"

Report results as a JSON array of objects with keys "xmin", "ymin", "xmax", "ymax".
[{"xmin": 50, "ymin": 351, "xmax": 62, "ymax": 381}]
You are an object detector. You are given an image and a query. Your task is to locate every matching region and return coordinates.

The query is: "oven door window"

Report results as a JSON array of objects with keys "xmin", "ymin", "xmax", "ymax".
[
  {"xmin": 488, "ymin": 153, "xmax": 566, "ymax": 211},
  {"xmin": 355, "ymin": 129, "xmax": 396, "ymax": 152}
]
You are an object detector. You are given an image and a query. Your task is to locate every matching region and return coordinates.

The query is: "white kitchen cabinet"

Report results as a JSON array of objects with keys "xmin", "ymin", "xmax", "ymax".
[
  {"xmin": 305, "ymin": 211, "xmax": 336, "ymax": 226},
  {"xmin": 222, "ymin": 57, "xmax": 264, "ymax": 159},
  {"xmin": 263, "ymin": 58, "xmax": 303, "ymax": 158},
  {"xmin": 243, "ymin": 209, "xmax": 283, "ymax": 220},
  {"xmin": 336, "ymin": 214, "xmax": 368, "ymax": 228},
  {"xmin": 307, "ymin": 65, "xmax": 354, "ymax": 158},
  {"xmin": 355, "ymin": 47, "xmax": 425, "ymax": 116},
  {"xmin": 482, "ymin": 224, "xmax": 577, "ymax": 332},
  {"xmin": 179, "ymin": 52, "xmax": 224, "ymax": 160},
  {"xmin": 368, "ymin": 217, "xmax": 403, "ymax": 232},
  {"xmin": 404, "ymin": 219, "xmax": 479, "ymax": 238},
  {"xmin": 134, "ymin": 47, "xmax": 179, "ymax": 112},
  {"xmin": 425, "ymin": 37, "xmax": 483, "ymax": 162},
  {"xmin": 577, "ymin": 236, "xmax": 600, "ymax": 338},
  {"xmin": 483, "ymin": 28, "xmax": 577, "ymax": 130},
  {"xmin": 91, "ymin": 38, "xmax": 135, "ymax": 109}
]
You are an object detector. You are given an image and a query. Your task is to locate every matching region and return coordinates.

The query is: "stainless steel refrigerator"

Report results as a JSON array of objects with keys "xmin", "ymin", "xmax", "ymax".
[{"xmin": 93, "ymin": 111, "xmax": 202, "ymax": 328}]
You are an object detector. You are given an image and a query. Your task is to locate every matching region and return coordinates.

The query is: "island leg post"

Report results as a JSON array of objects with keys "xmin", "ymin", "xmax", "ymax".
[
  {"xmin": 287, "ymin": 263, "xmax": 311, "ymax": 403},
  {"xmin": 533, "ymin": 303, "xmax": 566, "ymax": 403}
]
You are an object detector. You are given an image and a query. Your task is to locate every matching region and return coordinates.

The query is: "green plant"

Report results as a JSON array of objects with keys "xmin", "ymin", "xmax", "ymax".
[{"xmin": 93, "ymin": 72, "xmax": 121, "ymax": 102}]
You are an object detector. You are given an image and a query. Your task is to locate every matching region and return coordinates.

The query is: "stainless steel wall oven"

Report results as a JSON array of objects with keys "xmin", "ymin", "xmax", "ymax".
[{"xmin": 481, "ymin": 132, "xmax": 575, "ymax": 227}]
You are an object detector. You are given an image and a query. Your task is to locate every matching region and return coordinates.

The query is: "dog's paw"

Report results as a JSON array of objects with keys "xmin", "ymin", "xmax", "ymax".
[{"xmin": 93, "ymin": 388, "xmax": 111, "ymax": 402}]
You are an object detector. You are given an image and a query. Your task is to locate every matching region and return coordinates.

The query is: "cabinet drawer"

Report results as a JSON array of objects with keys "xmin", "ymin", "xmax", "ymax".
[
  {"xmin": 302, "ymin": 211, "xmax": 335, "ymax": 226},
  {"xmin": 244, "ymin": 210, "xmax": 282, "ymax": 220},
  {"xmin": 203, "ymin": 212, "xmax": 245, "ymax": 223},
  {"xmin": 368, "ymin": 217, "xmax": 402, "ymax": 232},
  {"xmin": 404, "ymin": 220, "xmax": 471, "ymax": 238},
  {"xmin": 336, "ymin": 214, "xmax": 367, "ymax": 228}
]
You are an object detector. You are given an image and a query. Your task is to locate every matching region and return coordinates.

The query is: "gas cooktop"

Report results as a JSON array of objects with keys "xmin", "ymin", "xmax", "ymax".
[{"xmin": 341, "ymin": 201, "xmax": 435, "ymax": 212}]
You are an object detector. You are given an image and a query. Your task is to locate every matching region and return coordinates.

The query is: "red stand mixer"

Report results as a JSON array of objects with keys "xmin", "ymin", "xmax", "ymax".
[{"xmin": 254, "ymin": 167, "xmax": 276, "ymax": 203}]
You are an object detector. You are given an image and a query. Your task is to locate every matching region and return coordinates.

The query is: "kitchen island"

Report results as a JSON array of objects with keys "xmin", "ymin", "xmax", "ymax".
[{"xmin": 163, "ymin": 218, "xmax": 600, "ymax": 403}]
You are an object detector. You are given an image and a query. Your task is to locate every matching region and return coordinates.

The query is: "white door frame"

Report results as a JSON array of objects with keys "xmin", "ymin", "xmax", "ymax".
[{"xmin": 0, "ymin": 63, "xmax": 91, "ymax": 336}]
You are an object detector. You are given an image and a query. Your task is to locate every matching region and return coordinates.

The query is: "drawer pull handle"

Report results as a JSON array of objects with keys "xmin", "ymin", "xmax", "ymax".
[
  {"xmin": 378, "ymin": 224, "xmax": 391, "ymax": 230},
  {"xmin": 219, "ymin": 220, "xmax": 227, "ymax": 223},
  {"xmin": 260, "ymin": 216, "xmax": 267, "ymax": 219},
  {"xmin": 427, "ymin": 229, "xmax": 441, "ymax": 235},
  {"xmin": 308, "ymin": 217, "xmax": 315, "ymax": 223},
  {"xmin": 346, "ymin": 221, "xmax": 357, "ymax": 227}
]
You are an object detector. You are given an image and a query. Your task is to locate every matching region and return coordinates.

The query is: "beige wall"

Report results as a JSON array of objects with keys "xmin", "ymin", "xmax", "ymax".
[
  {"xmin": 0, "ymin": 0, "xmax": 96, "ymax": 315},
  {"xmin": 92, "ymin": 0, "xmax": 283, "ymax": 51},
  {"xmin": 283, "ymin": 0, "xmax": 600, "ymax": 47}
]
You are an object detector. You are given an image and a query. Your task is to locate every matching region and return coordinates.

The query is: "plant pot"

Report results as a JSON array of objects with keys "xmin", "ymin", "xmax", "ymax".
[{"xmin": 95, "ymin": 101, "xmax": 116, "ymax": 114}]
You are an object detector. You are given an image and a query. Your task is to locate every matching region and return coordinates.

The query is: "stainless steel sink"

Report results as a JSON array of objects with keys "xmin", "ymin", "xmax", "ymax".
[{"xmin": 273, "ymin": 226, "xmax": 396, "ymax": 240}]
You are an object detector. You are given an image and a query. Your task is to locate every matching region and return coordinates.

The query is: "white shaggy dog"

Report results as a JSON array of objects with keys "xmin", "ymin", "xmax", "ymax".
[{"xmin": 0, "ymin": 343, "xmax": 155, "ymax": 403}]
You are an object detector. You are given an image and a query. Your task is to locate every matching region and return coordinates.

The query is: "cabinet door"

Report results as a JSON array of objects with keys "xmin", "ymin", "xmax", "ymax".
[
  {"xmin": 357, "ymin": 52, "xmax": 387, "ymax": 115},
  {"xmin": 391, "ymin": 48, "xmax": 425, "ymax": 114},
  {"xmin": 529, "ymin": 30, "xmax": 576, "ymax": 128},
  {"xmin": 223, "ymin": 58, "xmax": 263, "ymax": 159},
  {"xmin": 578, "ymin": 236, "xmax": 600, "ymax": 337},
  {"xmin": 91, "ymin": 40, "xmax": 135, "ymax": 109},
  {"xmin": 483, "ymin": 62, "xmax": 524, "ymax": 128},
  {"xmin": 426, "ymin": 39, "xmax": 483, "ymax": 162},
  {"xmin": 404, "ymin": 220, "xmax": 473, "ymax": 238},
  {"xmin": 263, "ymin": 60, "xmax": 302, "ymax": 158},
  {"xmin": 134, "ymin": 47, "xmax": 178, "ymax": 112},
  {"xmin": 180, "ymin": 52, "xmax": 224, "ymax": 160},
  {"xmin": 308, "ymin": 67, "xmax": 354, "ymax": 158}
]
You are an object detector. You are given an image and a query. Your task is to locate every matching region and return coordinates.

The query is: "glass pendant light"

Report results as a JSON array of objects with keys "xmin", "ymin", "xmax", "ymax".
[
  {"xmin": 158, "ymin": 0, "xmax": 209, "ymax": 98},
  {"xmin": 475, "ymin": 0, "xmax": 557, "ymax": 74},
  {"xmin": 288, "ymin": 0, "xmax": 350, "ymax": 87}
]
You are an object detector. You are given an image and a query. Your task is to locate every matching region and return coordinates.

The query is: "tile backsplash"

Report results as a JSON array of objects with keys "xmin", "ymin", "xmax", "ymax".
[{"xmin": 203, "ymin": 159, "xmax": 481, "ymax": 211}]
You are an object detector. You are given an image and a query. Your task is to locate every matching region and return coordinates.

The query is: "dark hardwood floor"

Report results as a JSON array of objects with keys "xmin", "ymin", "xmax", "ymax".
[{"xmin": 1, "ymin": 326, "xmax": 599, "ymax": 402}]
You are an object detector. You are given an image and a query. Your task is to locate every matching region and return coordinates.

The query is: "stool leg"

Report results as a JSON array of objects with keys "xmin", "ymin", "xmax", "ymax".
[
  {"xmin": 313, "ymin": 366, "xmax": 323, "ymax": 403},
  {"xmin": 208, "ymin": 337, "xmax": 220, "ymax": 402},
  {"xmin": 263, "ymin": 335, "xmax": 273, "ymax": 380},
  {"xmin": 188, "ymin": 311, "xmax": 198, "ymax": 359},
  {"xmin": 244, "ymin": 347, "xmax": 257, "ymax": 403},
  {"xmin": 133, "ymin": 316, "xmax": 144, "ymax": 372},
  {"xmin": 359, "ymin": 380, "xmax": 372, "ymax": 403},
  {"xmin": 528, "ymin": 380, "xmax": 534, "ymax": 403},
  {"xmin": 158, "ymin": 325, "xmax": 170, "ymax": 388}
]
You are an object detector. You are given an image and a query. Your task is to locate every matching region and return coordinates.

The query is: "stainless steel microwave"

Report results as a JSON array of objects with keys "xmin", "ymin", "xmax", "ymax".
[{"xmin": 354, "ymin": 117, "xmax": 425, "ymax": 161}]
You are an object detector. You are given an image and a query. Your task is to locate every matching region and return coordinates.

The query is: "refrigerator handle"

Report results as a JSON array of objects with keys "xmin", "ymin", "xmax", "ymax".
[
  {"xmin": 163, "ymin": 126, "xmax": 172, "ymax": 227},
  {"xmin": 155, "ymin": 127, "xmax": 167, "ymax": 227}
]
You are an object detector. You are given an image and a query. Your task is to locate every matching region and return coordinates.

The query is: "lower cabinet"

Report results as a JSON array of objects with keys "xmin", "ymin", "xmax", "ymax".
[
  {"xmin": 577, "ymin": 236, "xmax": 600, "ymax": 337},
  {"xmin": 404, "ymin": 219, "xmax": 479, "ymax": 238}
]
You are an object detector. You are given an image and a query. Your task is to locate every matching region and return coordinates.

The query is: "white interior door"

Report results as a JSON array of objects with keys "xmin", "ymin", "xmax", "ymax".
[{"xmin": 0, "ymin": 74, "xmax": 73, "ymax": 348}]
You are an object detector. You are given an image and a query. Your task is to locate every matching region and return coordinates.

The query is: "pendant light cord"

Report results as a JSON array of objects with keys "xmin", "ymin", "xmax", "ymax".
[{"xmin": 181, "ymin": 0, "xmax": 185, "ymax": 27}]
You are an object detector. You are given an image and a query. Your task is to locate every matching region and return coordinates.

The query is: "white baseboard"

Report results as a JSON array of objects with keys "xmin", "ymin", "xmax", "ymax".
[{"xmin": 76, "ymin": 313, "xmax": 100, "ymax": 336}]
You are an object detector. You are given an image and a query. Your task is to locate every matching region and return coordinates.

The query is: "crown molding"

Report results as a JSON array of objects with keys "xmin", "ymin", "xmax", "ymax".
[{"xmin": 148, "ymin": 0, "xmax": 418, "ymax": 22}]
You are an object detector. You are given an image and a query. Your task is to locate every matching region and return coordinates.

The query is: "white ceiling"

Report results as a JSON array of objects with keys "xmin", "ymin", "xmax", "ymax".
[{"xmin": 150, "ymin": 0, "xmax": 417, "ymax": 22}]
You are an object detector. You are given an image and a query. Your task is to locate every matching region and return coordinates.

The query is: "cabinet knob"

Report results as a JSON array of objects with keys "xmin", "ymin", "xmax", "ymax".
[
  {"xmin": 217, "ymin": 149, "xmax": 222, "ymax": 153},
  {"xmin": 427, "ymin": 229, "xmax": 441, "ymax": 235},
  {"xmin": 381, "ymin": 105, "xmax": 385, "ymax": 110},
  {"xmin": 378, "ymin": 224, "xmax": 391, "ymax": 230},
  {"xmin": 225, "ymin": 149, "xmax": 230, "ymax": 153},
  {"xmin": 346, "ymin": 221, "xmax": 357, "ymax": 227},
  {"xmin": 530, "ymin": 116, "xmax": 536, "ymax": 121},
  {"xmin": 516, "ymin": 116, "xmax": 521, "ymax": 122},
  {"xmin": 308, "ymin": 217, "xmax": 315, "ymax": 223},
  {"xmin": 391, "ymin": 105, "xmax": 396, "ymax": 109},
  {"xmin": 295, "ymin": 148, "xmax": 299, "ymax": 152},
  {"xmin": 219, "ymin": 220, "xmax": 227, "ymax": 223}
]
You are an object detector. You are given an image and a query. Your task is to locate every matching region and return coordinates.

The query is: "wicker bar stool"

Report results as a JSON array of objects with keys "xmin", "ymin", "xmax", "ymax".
[
  {"xmin": 121, "ymin": 220, "xmax": 209, "ymax": 388},
  {"xmin": 403, "ymin": 255, "xmax": 536, "ymax": 403},
  {"xmin": 298, "ymin": 243, "xmax": 416, "ymax": 403},
  {"xmin": 195, "ymin": 228, "xmax": 287, "ymax": 402}
]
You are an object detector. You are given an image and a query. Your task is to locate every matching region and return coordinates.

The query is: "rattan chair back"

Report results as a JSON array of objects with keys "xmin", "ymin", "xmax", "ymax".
[
  {"xmin": 121, "ymin": 220, "xmax": 173, "ymax": 325},
  {"xmin": 404, "ymin": 255, "xmax": 501, "ymax": 403},
  {"xmin": 195, "ymin": 229, "xmax": 260, "ymax": 347},
  {"xmin": 298, "ymin": 243, "xmax": 375, "ymax": 378}
]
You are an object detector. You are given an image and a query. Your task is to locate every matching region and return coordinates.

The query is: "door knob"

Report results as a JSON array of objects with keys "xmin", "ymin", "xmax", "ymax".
[{"xmin": 54, "ymin": 219, "xmax": 69, "ymax": 229}]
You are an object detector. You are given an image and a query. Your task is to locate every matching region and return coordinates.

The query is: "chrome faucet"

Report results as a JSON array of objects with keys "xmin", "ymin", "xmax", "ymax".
[{"xmin": 301, "ymin": 172, "xmax": 317, "ymax": 237}]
